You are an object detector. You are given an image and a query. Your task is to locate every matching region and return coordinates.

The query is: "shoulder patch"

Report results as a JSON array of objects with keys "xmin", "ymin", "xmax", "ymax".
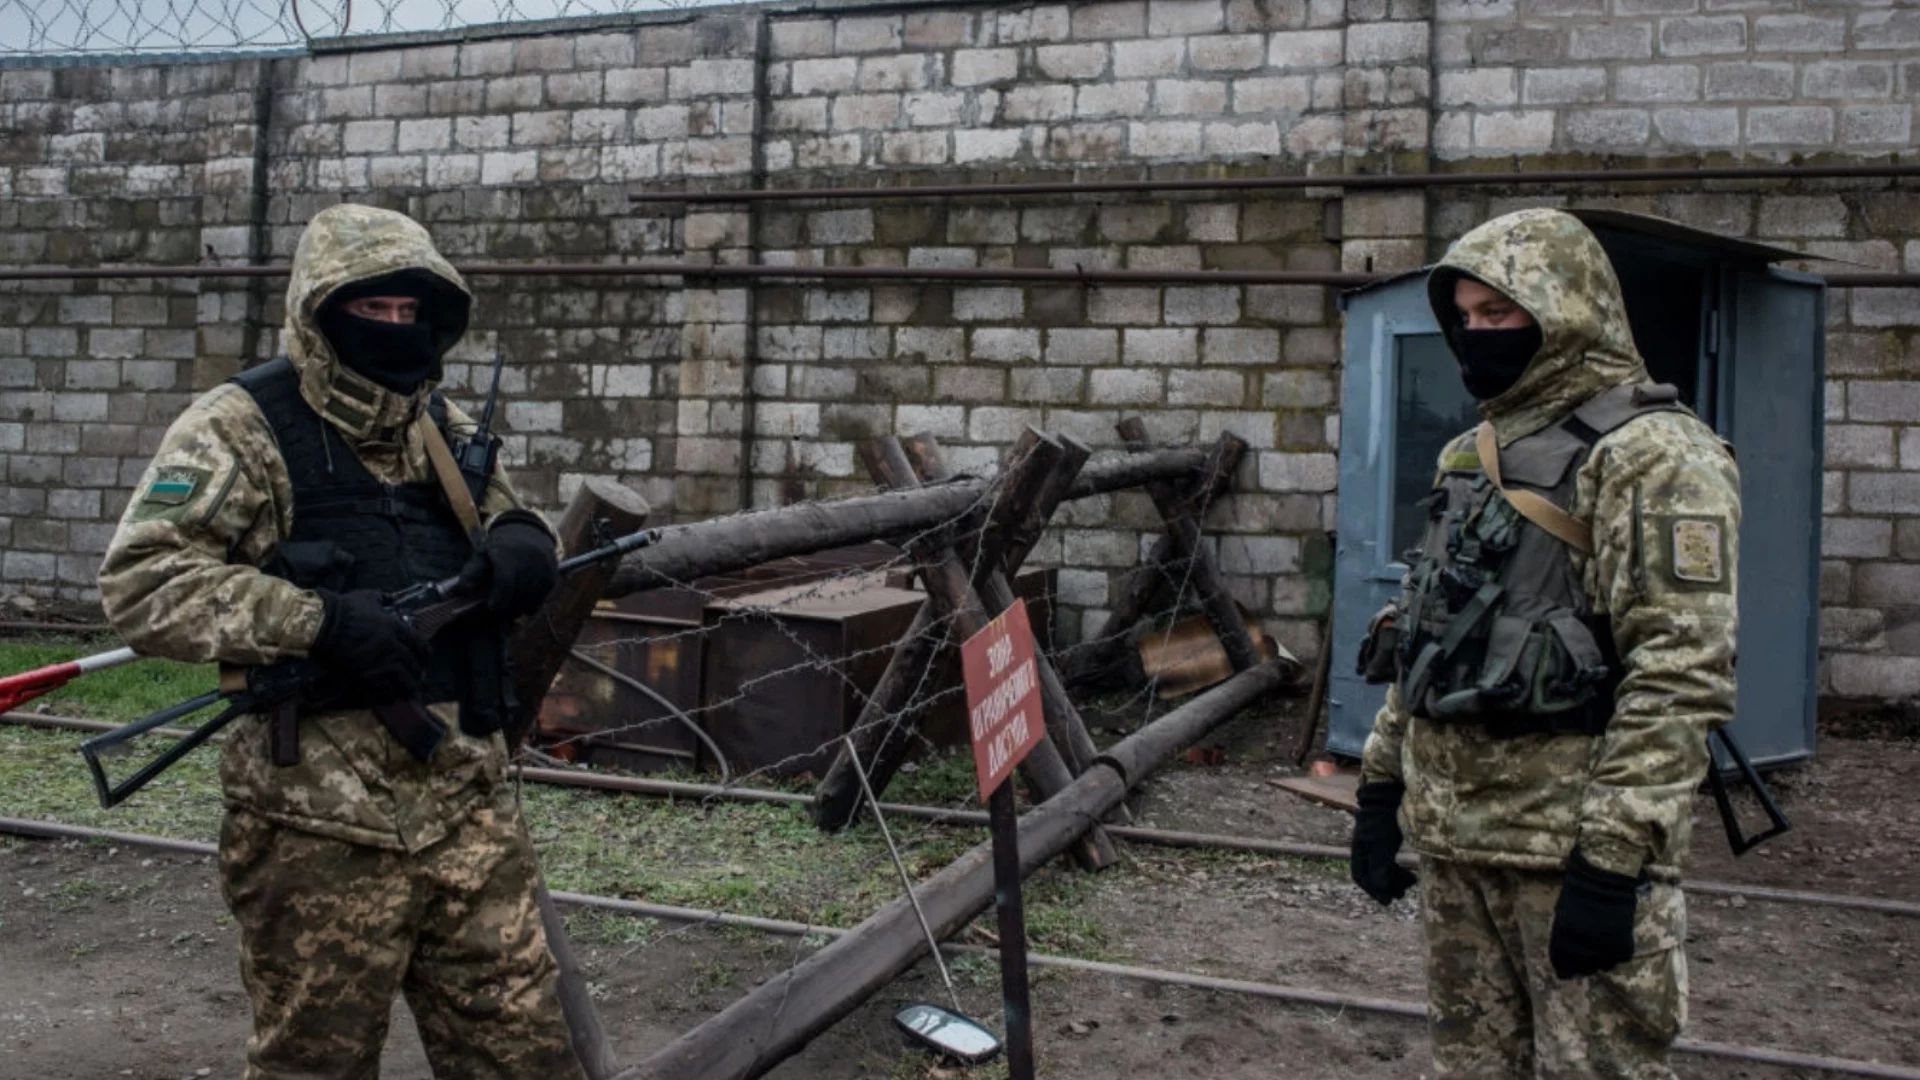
[
  {"xmin": 144, "ymin": 465, "xmax": 208, "ymax": 506},
  {"xmin": 1667, "ymin": 516, "xmax": 1727, "ymax": 587},
  {"xmin": 129, "ymin": 464, "xmax": 217, "ymax": 524}
]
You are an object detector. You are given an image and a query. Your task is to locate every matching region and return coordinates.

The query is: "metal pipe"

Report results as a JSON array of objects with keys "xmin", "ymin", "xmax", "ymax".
[
  {"xmin": 3, "ymin": 261, "xmax": 1914, "ymax": 288},
  {"xmin": 7, "ymin": 711, "xmax": 1916, "ymax": 919},
  {"xmin": 1, "ymin": 815, "xmax": 1915, "ymax": 1080},
  {"xmin": 628, "ymin": 162, "xmax": 1920, "ymax": 204}
]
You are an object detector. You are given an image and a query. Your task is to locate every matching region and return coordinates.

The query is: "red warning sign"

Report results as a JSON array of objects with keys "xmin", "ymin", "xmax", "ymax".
[{"xmin": 962, "ymin": 600, "xmax": 1046, "ymax": 801}]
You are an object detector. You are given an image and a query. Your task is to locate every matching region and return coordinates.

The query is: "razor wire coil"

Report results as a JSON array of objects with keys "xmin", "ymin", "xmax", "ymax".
[{"xmin": 0, "ymin": 0, "xmax": 713, "ymax": 58}]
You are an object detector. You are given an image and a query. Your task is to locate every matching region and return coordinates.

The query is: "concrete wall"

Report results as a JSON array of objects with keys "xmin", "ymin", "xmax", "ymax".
[{"xmin": 1, "ymin": 0, "xmax": 1915, "ymax": 699}]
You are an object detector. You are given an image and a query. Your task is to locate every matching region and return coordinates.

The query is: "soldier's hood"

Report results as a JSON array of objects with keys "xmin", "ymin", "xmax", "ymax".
[
  {"xmin": 1427, "ymin": 209, "xmax": 1648, "ymax": 446},
  {"xmin": 284, "ymin": 204, "xmax": 471, "ymax": 445}
]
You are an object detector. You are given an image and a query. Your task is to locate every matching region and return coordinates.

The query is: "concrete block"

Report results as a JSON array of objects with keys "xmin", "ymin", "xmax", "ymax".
[
  {"xmin": 1006, "ymin": 84, "xmax": 1077, "ymax": 122},
  {"xmin": 954, "ymin": 287, "xmax": 1026, "ymax": 321},
  {"xmin": 952, "ymin": 48, "xmax": 1019, "ymax": 87},
  {"xmin": 1203, "ymin": 121, "xmax": 1283, "ymax": 156},
  {"xmin": 1473, "ymin": 110, "xmax": 1556, "ymax": 149},
  {"xmin": 1704, "ymin": 62, "xmax": 1795, "ymax": 101},
  {"xmin": 835, "ymin": 15, "xmax": 904, "ymax": 53},
  {"xmin": 1089, "ymin": 367, "xmax": 1166, "ymax": 404},
  {"xmin": 1124, "ymin": 328, "xmax": 1199, "ymax": 365},
  {"xmin": 971, "ymin": 328, "xmax": 1042, "ymax": 363},
  {"xmin": 1570, "ymin": 21, "xmax": 1654, "ymax": 59},
  {"xmin": 1841, "ymin": 106, "xmax": 1911, "ymax": 147},
  {"xmin": 1823, "ymin": 518, "xmax": 1894, "ymax": 559},
  {"xmin": 880, "ymin": 131, "xmax": 952, "ymax": 165},
  {"xmin": 1652, "ymin": 106, "xmax": 1739, "ymax": 146},
  {"xmin": 996, "ymin": 5, "xmax": 1071, "ymax": 43},
  {"xmin": 1073, "ymin": 1, "xmax": 1148, "ymax": 39},
  {"xmin": 1148, "ymin": 0, "xmax": 1226, "ymax": 36},
  {"xmin": 1853, "ymin": 9, "xmax": 1920, "ymax": 51},
  {"xmin": 1566, "ymin": 108, "xmax": 1651, "ymax": 147},
  {"xmin": 1234, "ymin": 75, "xmax": 1313, "ymax": 113},
  {"xmin": 771, "ymin": 19, "xmax": 835, "ymax": 58},
  {"xmin": 1044, "ymin": 328, "xmax": 1121, "ymax": 366},
  {"xmin": 1746, "ymin": 106, "xmax": 1834, "ymax": 146},
  {"xmin": 1168, "ymin": 369, "xmax": 1246, "ymax": 406},
  {"xmin": 806, "ymin": 290, "xmax": 872, "ymax": 323},
  {"xmin": 1438, "ymin": 67, "xmax": 1519, "ymax": 107},
  {"xmin": 1114, "ymin": 39, "xmax": 1185, "ymax": 78},
  {"xmin": 1191, "ymin": 33, "xmax": 1268, "ymax": 72},
  {"xmin": 1269, "ymin": 29, "xmax": 1345, "ymax": 69},
  {"xmin": 1075, "ymin": 82, "xmax": 1150, "ymax": 119},
  {"xmin": 1348, "ymin": 22, "xmax": 1430, "ymax": 65},
  {"xmin": 1850, "ymin": 472, "xmax": 1920, "ymax": 514},
  {"xmin": 1129, "ymin": 119, "xmax": 1204, "ymax": 156},
  {"xmin": 1758, "ymin": 195, "xmax": 1849, "ymax": 239},
  {"xmin": 1163, "ymin": 285, "xmax": 1242, "ymax": 324},
  {"xmin": 1258, "ymin": 451, "xmax": 1338, "ymax": 492},
  {"xmin": 1659, "ymin": 16, "xmax": 1746, "ymax": 56},
  {"xmin": 1801, "ymin": 61, "xmax": 1894, "ymax": 101},
  {"xmin": 1825, "ymin": 424, "xmax": 1896, "ymax": 468},
  {"xmin": 1614, "ymin": 64, "xmax": 1699, "ymax": 103},
  {"xmin": 1038, "ymin": 43, "xmax": 1111, "ymax": 80},
  {"xmin": 905, "ymin": 10, "xmax": 977, "ymax": 48},
  {"xmin": 937, "ymin": 367, "xmax": 1010, "ymax": 403},
  {"xmin": 1154, "ymin": 79, "xmax": 1229, "ymax": 117},
  {"xmin": 791, "ymin": 58, "xmax": 858, "ymax": 95},
  {"xmin": 605, "ymin": 67, "xmax": 669, "ymax": 104},
  {"xmin": 894, "ymin": 404, "xmax": 966, "ymax": 439},
  {"xmin": 1830, "ymin": 654, "xmax": 1920, "ymax": 701},
  {"xmin": 1263, "ymin": 369, "xmax": 1334, "ymax": 407},
  {"xmin": 954, "ymin": 128, "xmax": 1025, "ymax": 162}
]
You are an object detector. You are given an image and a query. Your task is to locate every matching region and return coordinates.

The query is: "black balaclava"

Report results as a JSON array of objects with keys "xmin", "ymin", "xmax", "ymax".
[
  {"xmin": 1429, "ymin": 269, "xmax": 1544, "ymax": 402},
  {"xmin": 1453, "ymin": 325, "xmax": 1544, "ymax": 401},
  {"xmin": 316, "ymin": 269, "xmax": 467, "ymax": 394}
]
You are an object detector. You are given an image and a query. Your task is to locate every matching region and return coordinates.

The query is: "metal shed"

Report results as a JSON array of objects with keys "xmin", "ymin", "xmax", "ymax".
[{"xmin": 1325, "ymin": 211, "xmax": 1827, "ymax": 767}]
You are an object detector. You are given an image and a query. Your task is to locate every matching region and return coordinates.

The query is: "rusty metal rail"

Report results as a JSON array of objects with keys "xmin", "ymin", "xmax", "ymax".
[
  {"xmin": 1, "ymin": 261, "xmax": 1914, "ymax": 288},
  {"xmin": 4, "ymin": 708, "xmax": 1915, "ymax": 919},
  {"xmin": 2, "ymin": 814, "xmax": 1916, "ymax": 1080},
  {"xmin": 627, "ymin": 161, "xmax": 1920, "ymax": 204}
]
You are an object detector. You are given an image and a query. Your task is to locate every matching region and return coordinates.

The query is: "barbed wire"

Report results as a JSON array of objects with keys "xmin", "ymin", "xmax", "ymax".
[{"xmin": 0, "ymin": 0, "xmax": 714, "ymax": 58}]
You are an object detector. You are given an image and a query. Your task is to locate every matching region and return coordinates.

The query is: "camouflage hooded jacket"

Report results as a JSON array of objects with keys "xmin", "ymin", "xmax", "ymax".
[
  {"xmin": 99, "ymin": 205, "xmax": 539, "ymax": 854},
  {"xmin": 1360, "ymin": 209, "xmax": 1741, "ymax": 882}
]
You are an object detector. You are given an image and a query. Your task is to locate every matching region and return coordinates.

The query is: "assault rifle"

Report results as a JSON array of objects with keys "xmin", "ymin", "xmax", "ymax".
[{"xmin": 74, "ymin": 525, "xmax": 664, "ymax": 808}]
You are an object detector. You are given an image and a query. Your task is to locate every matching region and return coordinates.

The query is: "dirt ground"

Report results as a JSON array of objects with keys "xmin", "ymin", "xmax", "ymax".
[{"xmin": 2, "ymin": 696, "xmax": 1915, "ymax": 1080}]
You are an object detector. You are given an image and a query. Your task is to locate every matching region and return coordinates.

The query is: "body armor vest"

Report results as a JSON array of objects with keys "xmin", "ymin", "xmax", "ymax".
[
  {"xmin": 1360, "ymin": 383, "xmax": 1688, "ymax": 737},
  {"xmin": 232, "ymin": 358, "xmax": 514, "ymax": 736}
]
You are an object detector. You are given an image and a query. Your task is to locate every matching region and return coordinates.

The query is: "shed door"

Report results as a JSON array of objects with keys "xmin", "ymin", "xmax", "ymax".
[
  {"xmin": 1720, "ymin": 268, "xmax": 1825, "ymax": 765},
  {"xmin": 1327, "ymin": 286, "xmax": 1481, "ymax": 756}
]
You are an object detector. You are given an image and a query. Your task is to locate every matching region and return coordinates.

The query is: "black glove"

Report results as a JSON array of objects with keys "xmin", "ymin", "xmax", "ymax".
[
  {"xmin": 1549, "ymin": 849, "xmax": 1641, "ymax": 979},
  {"xmin": 458, "ymin": 509, "xmax": 559, "ymax": 619},
  {"xmin": 310, "ymin": 589, "xmax": 431, "ymax": 703},
  {"xmin": 1350, "ymin": 780, "xmax": 1419, "ymax": 905}
]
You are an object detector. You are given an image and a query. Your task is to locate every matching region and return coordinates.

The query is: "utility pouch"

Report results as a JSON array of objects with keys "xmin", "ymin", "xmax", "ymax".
[
  {"xmin": 1357, "ymin": 605, "xmax": 1403, "ymax": 684},
  {"xmin": 262, "ymin": 540, "xmax": 354, "ymax": 592}
]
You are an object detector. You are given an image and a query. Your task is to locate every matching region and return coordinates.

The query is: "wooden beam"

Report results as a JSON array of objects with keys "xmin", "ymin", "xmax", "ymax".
[
  {"xmin": 1066, "ymin": 428, "xmax": 1250, "ymax": 691},
  {"xmin": 911, "ymin": 433, "xmax": 1105, "ymax": 779},
  {"xmin": 860, "ymin": 436, "xmax": 1116, "ymax": 871},
  {"xmin": 605, "ymin": 449, "xmax": 1208, "ymax": 598},
  {"xmin": 616, "ymin": 661, "xmax": 1292, "ymax": 1080}
]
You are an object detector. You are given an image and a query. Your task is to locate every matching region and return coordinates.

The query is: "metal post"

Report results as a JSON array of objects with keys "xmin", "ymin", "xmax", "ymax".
[{"xmin": 988, "ymin": 780, "xmax": 1036, "ymax": 1080}]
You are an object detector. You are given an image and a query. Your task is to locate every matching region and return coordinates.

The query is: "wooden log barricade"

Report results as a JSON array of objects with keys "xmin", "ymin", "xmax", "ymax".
[{"xmin": 1066, "ymin": 424, "xmax": 1252, "ymax": 693}]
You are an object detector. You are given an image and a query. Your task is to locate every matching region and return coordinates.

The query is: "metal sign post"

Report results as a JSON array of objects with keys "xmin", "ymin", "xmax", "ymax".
[{"xmin": 961, "ymin": 599, "xmax": 1047, "ymax": 1080}]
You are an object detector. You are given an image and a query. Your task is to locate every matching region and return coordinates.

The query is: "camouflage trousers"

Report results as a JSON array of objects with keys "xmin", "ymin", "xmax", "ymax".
[
  {"xmin": 217, "ymin": 800, "xmax": 587, "ymax": 1080},
  {"xmin": 1420, "ymin": 857, "xmax": 1688, "ymax": 1080}
]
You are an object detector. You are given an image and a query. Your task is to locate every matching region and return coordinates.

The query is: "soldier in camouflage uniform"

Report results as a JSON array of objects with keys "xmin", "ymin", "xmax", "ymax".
[
  {"xmin": 1348, "ymin": 209, "xmax": 1740, "ymax": 1079},
  {"xmin": 99, "ymin": 204, "xmax": 587, "ymax": 1080}
]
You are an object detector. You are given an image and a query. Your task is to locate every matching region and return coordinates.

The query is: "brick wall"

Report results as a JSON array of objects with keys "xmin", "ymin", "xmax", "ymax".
[{"xmin": 1, "ymin": 0, "xmax": 1914, "ymax": 698}]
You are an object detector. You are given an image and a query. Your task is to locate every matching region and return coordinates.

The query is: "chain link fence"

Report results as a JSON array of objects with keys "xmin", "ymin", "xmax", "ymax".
[{"xmin": 0, "ymin": 0, "xmax": 708, "ymax": 58}]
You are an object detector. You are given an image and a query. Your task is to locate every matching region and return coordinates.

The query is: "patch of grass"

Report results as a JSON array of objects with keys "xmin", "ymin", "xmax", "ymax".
[
  {"xmin": 0, "ymin": 725, "xmax": 225, "ymax": 844},
  {"xmin": 0, "ymin": 637, "xmax": 216, "ymax": 723},
  {"xmin": 48, "ymin": 877, "xmax": 101, "ymax": 912},
  {"xmin": 887, "ymin": 748, "xmax": 987, "ymax": 808}
]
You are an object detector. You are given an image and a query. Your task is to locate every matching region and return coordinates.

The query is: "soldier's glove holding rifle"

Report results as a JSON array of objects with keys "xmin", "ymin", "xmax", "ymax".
[
  {"xmin": 1350, "ymin": 780, "xmax": 1419, "ymax": 905},
  {"xmin": 457, "ymin": 509, "xmax": 559, "ymax": 619},
  {"xmin": 1549, "ymin": 849, "xmax": 1640, "ymax": 978},
  {"xmin": 311, "ymin": 589, "xmax": 431, "ymax": 702}
]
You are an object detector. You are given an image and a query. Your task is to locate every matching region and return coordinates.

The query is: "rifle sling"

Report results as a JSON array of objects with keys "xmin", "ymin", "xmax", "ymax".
[
  {"xmin": 1476, "ymin": 422, "xmax": 1594, "ymax": 555},
  {"xmin": 418, "ymin": 412, "xmax": 484, "ymax": 538}
]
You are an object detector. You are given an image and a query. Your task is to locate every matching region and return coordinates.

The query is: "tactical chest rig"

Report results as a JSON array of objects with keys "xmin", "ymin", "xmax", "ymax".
[
  {"xmin": 232, "ymin": 358, "xmax": 514, "ymax": 741},
  {"xmin": 1360, "ymin": 383, "xmax": 1688, "ymax": 738}
]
